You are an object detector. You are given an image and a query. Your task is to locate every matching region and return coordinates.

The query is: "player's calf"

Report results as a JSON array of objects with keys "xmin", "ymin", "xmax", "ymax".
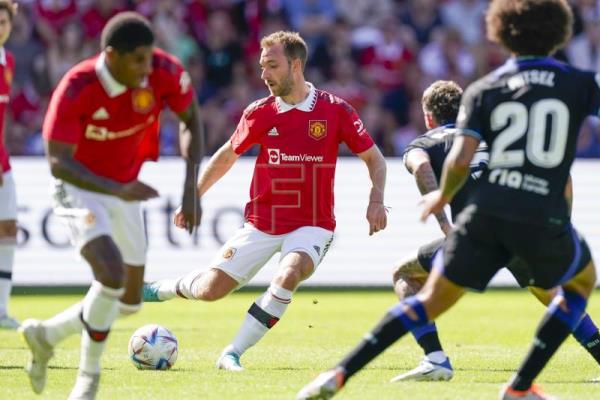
[{"xmin": 218, "ymin": 284, "xmax": 293, "ymax": 371}]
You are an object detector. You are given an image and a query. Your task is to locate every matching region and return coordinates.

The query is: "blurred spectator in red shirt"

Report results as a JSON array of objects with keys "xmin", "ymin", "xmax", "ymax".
[
  {"xmin": 81, "ymin": 0, "xmax": 126, "ymax": 41},
  {"xmin": 34, "ymin": 0, "xmax": 78, "ymax": 44}
]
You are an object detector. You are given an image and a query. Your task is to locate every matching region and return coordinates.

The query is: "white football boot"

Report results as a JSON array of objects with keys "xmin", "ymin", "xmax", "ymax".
[
  {"xmin": 390, "ymin": 356, "xmax": 454, "ymax": 382},
  {"xmin": 216, "ymin": 348, "xmax": 243, "ymax": 372},
  {"xmin": 19, "ymin": 319, "xmax": 54, "ymax": 394},
  {"xmin": 68, "ymin": 371, "xmax": 101, "ymax": 400}
]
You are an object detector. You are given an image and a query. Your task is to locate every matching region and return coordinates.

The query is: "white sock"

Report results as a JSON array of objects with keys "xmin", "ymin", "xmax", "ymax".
[
  {"xmin": 159, "ymin": 269, "xmax": 206, "ymax": 300},
  {"xmin": 79, "ymin": 281, "xmax": 124, "ymax": 375},
  {"xmin": 0, "ymin": 242, "xmax": 15, "ymax": 317},
  {"xmin": 231, "ymin": 284, "xmax": 292, "ymax": 355},
  {"xmin": 425, "ymin": 350, "xmax": 448, "ymax": 364},
  {"xmin": 43, "ymin": 302, "xmax": 84, "ymax": 346}
]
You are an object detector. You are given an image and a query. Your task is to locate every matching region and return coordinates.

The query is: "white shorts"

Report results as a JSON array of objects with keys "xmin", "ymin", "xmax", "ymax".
[
  {"xmin": 212, "ymin": 223, "xmax": 334, "ymax": 286},
  {"xmin": 0, "ymin": 171, "xmax": 17, "ymax": 221},
  {"xmin": 54, "ymin": 181, "xmax": 147, "ymax": 265}
]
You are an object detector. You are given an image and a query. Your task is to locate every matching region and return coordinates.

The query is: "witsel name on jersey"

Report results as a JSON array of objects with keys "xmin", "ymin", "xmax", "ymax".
[{"xmin": 507, "ymin": 70, "xmax": 555, "ymax": 90}]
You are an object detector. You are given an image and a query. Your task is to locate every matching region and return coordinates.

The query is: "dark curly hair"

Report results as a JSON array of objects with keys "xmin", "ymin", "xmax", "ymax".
[
  {"xmin": 486, "ymin": 0, "xmax": 572, "ymax": 56},
  {"xmin": 421, "ymin": 80, "xmax": 463, "ymax": 126},
  {"xmin": 101, "ymin": 12, "xmax": 154, "ymax": 53}
]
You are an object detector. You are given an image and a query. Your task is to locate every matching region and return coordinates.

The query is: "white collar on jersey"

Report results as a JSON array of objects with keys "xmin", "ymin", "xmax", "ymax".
[
  {"xmin": 0, "ymin": 47, "xmax": 6, "ymax": 66},
  {"xmin": 275, "ymin": 82, "xmax": 317, "ymax": 113},
  {"xmin": 95, "ymin": 52, "xmax": 150, "ymax": 98},
  {"xmin": 95, "ymin": 52, "xmax": 127, "ymax": 98}
]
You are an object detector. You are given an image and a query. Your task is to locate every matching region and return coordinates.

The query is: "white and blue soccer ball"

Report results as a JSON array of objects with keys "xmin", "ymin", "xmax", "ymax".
[{"xmin": 128, "ymin": 324, "xmax": 178, "ymax": 370}]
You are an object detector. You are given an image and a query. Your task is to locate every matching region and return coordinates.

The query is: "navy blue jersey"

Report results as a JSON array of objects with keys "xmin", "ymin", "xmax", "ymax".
[
  {"xmin": 456, "ymin": 57, "xmax": 600, "ymax": 226},
  {"xmin": 403, "ymin": 124, "xmax": 489, "ymax": 220}
]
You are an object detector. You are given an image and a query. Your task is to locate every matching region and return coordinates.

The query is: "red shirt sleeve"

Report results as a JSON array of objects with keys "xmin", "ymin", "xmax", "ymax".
[
  {"xmin": 42, "ymin": 73, "xmax": 85, "ymax": 144},
  {"xmin": 338, "ymin": 100, "xmax": 375, "ymax": 154},
  {"xmin": 230, "ymin": 101, "xmax": 268, "ymax": 155},
  {"xmin": 158, "ymin": 53, "xmax": 194, "ymax": 114}
]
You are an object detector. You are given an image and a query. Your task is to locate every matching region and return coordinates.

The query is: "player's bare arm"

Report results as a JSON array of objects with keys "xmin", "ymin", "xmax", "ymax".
[
  {"xmin": 420, "ymin": 135, "xmax": 479, "ymax": 221},
  {"xmin": 45, "ymin": 139, "xmax": 159, "ymax": 201},
  {"xmin": 357, "ymin": 145, "xmax": 387, "ymax": 236},
  {"xmin": 405, "ymin": 148, "xmax": 451, "ymax": 235},
  {"xmin": 0, "ymin": 163, "xmax": 3, "ymax": 186},
  {"xmin": 176, "ymin": 98, "xmax": 205, "ymax": 233},
  {"xmin": 174, "ymin": 141, "xmax": 239, "ymax": 229}
]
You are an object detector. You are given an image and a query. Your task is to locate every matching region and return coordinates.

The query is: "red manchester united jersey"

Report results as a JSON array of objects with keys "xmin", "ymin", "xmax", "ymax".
[
  {"xmin": 43, "ymin": 48, "xmax": 193, "ymax": 183},
  {"xmin": 231, "ymin": 83, "xmax": 375, "ymax": 234},
  {"xmin": 0, "ymin": 48, "xmax": 14, "ymax": 174}
]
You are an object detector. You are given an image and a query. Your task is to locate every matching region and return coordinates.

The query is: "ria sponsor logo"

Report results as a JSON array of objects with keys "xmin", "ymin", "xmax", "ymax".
[{"xmin": 267, "ymin": 148, "xmax": 324, "ymax": 164}]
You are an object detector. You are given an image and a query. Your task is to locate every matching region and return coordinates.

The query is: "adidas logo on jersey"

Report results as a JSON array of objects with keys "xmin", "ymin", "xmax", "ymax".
[
  {"xmin": 92, "ymin": 107, "xmax": 110, "ymax": 120},
  {"xmin": 268, "ymin": 127, "xmax": 279, "ymax": 136}
]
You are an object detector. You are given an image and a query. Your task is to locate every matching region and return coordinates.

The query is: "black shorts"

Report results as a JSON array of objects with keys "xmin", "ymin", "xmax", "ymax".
[
  {"xmin": 440, "ymin": 206, "xmax": 591, "ymax": 291},
  {"xmin": 417, "ymin": 237, "xmax": 533, "ymax": 288}
]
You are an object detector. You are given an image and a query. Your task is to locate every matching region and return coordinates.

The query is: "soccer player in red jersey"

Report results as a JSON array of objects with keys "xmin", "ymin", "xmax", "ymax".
[
  {"xmin": 19, "ymin": 12, "xmax": 203, "ymax": 399},
  {"xmin": 144, "ymin": 31, "xmax": 388, "ymax": 371},
  {"xmin": 0, "ymin": 1, "xmax": 18, "ymax": 330}
]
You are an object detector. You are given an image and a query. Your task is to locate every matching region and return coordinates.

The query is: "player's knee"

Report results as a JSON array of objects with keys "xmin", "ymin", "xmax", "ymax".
[
  {"xmin": 275, "ymin": 267, "xmax": 302, "ymax": 289},
  {"xmin": 119, "ymin": 302, "xmax": 142, "ymax": 316},
  {"xmin": 550, "ymin": 290, "xmax": 588, "ymax": 330}
]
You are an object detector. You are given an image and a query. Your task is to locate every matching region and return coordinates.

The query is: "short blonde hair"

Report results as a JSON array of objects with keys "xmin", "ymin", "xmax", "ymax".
[{"xmin": 260, "ymin": 31, "xmax": 308, "ymax": 70}]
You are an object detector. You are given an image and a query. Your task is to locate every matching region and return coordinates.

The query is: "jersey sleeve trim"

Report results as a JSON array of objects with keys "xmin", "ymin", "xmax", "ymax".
[{"xmin": 456, "ymin": 128, "xmax": 482, "ymax": 141}]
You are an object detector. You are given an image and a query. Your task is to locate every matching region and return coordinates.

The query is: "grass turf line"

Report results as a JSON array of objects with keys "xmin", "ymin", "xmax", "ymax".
[{"xmin": 1, "ymin": 290, "xmax": 600, "ymax": 399}]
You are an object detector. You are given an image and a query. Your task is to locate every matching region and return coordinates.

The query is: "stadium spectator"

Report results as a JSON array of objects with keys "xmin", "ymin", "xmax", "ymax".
[
  {"xmin": 81, "ymin": 0, "xmax": 126, "ymax": 41},
  {"xmin": 33, "ymin": 0, "xmax": 78, "ymax": 44},
  {"xmin": 4, "ymin": 6, "xmax": 44, "ymax": 90},
  {"xmin": 418, "ymin": 27, "xmax": 476, "ymax": 87},
  {"xmin": 334, "ymin": 0, "xmax": 394, "ymax": 29},
  {"xmin": 399, "ymin": 0, "xmax": 444, "ymax": 47},
  {"xmin": 566, "ymin": 11, "xmax": 600, "ymax": 70},
  {"xmin": 198, "ymin": 10, "xmax": 243, "ymax": 91},
  {"xmin": 281, "ymin": 0, "xmax": 337, "ymax": 53},
  {"xmin": 46, "ymin": 21, "xmax": 93, "ymax": 87},
  {"xmin": 440, "ymin": 0, "xmax": 487, "ymax": 46},
  {"xmin": 1, "ymin": 0, "xmax": 600, "ymax": 158}
]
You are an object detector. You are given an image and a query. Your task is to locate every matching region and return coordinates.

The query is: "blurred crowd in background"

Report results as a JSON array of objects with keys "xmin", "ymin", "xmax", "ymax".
[{"xmin": 6, "ymin": 0, "xmax": 600, "ymax": 158}]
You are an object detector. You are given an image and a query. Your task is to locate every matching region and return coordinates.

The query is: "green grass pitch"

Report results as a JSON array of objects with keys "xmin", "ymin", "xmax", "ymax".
[{"xmin": 2, "ymin": 289, "xmax": 600, "ymax": 399}]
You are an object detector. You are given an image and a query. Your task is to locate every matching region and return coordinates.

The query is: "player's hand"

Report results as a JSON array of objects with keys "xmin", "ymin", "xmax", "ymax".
[
  {"xmin": 117, "ymin": 180, "xmax": 159, "ymax": 201},
  {"xmin": 419, "ymin": 190, "xmax": 449, "ymax": 222},
  {"xmin": 367, "ymin": 201, "xmax": 387, "ymax": 236},
  {"xmin": 180, "ymin": 188, "xmax": 202, "ymax": 234}
]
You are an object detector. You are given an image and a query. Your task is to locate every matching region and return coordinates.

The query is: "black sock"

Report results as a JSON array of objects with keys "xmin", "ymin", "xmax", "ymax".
[
  {"xmin": 510, "ymin": 314, "xmax": 571, "ymax": 391},
  {"xmin": 582, "ymin": 331, "xmax": 600, "ymax": 364},
  {"xmin": 417, "ymin": 331, "xmax": 443, "ymax": 355},
  {"xmin": 338, "ymin": 311, "xmax": 409, "ymax": 380}
]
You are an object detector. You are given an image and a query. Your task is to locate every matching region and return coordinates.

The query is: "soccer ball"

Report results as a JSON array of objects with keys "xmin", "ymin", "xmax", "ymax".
[{"xmin": 128, "ymin": 324, "xmax": 178, "ymax": 370}]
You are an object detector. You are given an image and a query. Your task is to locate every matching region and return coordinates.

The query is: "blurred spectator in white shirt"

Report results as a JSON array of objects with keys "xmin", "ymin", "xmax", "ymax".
[{"xmin": 440, "ymin": 0, "xmax": 487, "ymax": 46}]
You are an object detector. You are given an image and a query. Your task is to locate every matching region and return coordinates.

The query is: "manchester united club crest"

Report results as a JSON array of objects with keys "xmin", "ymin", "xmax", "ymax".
[
  {"xmin": 222, "ymin": 247, "xmax": 237, "ymax": 260},
  {"xmin": 84, "ymin": 211, "xmax": 96, "ymax": 227},
  {"xmin": 309, "ymin": 120, "xmax": 327, "ymax": 140},
  {"xmin": 4, "ymin": 68, "xmax": 12, "ymax": 86},
  {"xmin": 132, "ymin": 88, "xmax": 155, "ymax": 114}
]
